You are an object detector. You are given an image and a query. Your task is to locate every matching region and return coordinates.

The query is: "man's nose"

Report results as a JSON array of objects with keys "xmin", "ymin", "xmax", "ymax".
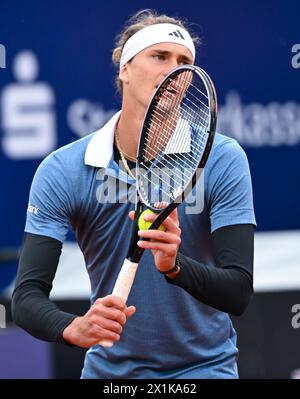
[{"xmin": 162, "ymin": 59, "xmax": 180, "ymax": 77}]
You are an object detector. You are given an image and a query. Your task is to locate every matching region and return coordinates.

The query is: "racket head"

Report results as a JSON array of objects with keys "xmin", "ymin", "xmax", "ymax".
[{"xmin": 136, "ymin": 65, "xmax": 217, "ymax": 212}]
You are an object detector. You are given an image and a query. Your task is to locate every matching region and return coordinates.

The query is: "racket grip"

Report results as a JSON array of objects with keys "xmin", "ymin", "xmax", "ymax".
[{"xmin": 98, "ymin": 258, "xmax": 139, "ymax": 347}]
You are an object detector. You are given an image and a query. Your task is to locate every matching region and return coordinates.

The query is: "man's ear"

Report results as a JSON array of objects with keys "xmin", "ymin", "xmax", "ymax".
[{"xmin": 119, "ymin": 64, "xmax": 129, "ymax": 85}]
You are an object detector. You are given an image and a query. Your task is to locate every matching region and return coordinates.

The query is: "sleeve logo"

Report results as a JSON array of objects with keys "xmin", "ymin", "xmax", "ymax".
[{"xmin": 27, "ymin": 203, "xmax": 39, "ymax": 215}]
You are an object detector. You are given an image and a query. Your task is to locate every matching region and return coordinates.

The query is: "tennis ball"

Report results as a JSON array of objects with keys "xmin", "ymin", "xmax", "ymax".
[{"xmin": 138, "ymin": 209, "xmax": 166, "ymax": 231}]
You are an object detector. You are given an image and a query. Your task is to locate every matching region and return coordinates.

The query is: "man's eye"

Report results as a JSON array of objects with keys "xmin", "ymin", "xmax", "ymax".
[
  {"xmin": 153, "ymin": 55, "xmax": 165, "ymax": 60},
  {"xmin": 179, "ymin": 60, "xmax": 190, "ymax": 65}
]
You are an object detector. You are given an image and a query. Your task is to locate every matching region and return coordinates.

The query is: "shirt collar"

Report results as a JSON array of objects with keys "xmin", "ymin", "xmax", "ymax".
[
  {"xmin": 84, "ymin": 110, "xmax": 121, "ymax": 167},
  {"xmin": 84, "ymin": 110, "xmax": 192, "ymax": 168}
]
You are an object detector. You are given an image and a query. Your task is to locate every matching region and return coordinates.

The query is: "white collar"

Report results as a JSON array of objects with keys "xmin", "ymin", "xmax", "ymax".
[
  {"xmin": 84, "ymin": 110, "xmax": 121, "ymax": 167},
  {"xmin": 84, "ymin": 110, "xmax": 192, "ymax": 167}
]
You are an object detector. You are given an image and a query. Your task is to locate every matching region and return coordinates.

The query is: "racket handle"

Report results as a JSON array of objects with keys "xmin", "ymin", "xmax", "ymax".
[{"xmin": 98, "ymin": 258, "xmax": 139, "ymax": 347}]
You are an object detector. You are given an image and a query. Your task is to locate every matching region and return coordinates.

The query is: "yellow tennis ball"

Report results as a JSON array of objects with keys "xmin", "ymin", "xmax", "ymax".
[{"xmin": 138, "ymin": 209, "xmax": 166, "ymax": 231}]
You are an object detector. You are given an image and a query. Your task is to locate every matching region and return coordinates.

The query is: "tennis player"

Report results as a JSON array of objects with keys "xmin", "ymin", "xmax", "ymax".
[{"xmin": 12, "ymin": 9, "xmax": 256, "ymax": 379}]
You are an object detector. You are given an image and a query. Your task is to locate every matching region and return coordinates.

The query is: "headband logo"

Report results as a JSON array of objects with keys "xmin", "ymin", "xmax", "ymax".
[{"xmin": 168, "ymin": 30, "xmax": 185, "ymax": 40}]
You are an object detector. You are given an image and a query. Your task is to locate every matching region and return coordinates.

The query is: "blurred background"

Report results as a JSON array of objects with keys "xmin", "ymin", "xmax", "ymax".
[{"xmin": 0, "ymin": 0, "xmax": 299, "ymax": 379}]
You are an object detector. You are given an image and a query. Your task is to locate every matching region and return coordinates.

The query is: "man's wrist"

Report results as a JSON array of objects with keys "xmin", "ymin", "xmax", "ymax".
[
  {"xmin": 62, "ymin": 316, "xmax": 81, "ymax": 345},
  {"xmin": 159, "ymin": 256, "xmax": 181, "ymax": 278}
]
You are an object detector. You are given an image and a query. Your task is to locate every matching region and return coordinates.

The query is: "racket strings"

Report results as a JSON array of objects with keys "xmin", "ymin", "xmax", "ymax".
[
  {"xmin": 143, "ymin": 119, "xmax": 207, "ymax": 172},
  {"xmin": 168, "ymin": 75, "xmax": 210, "ymax": 112},
  {"xmin": 144, "ymin": 114, "xmax": 208, "ymax": 161},
  {"xmin": 142, "ymin": 128, "xmax": 199, "ymax": 173},
  {"xmin": 139, "ymin": 147, "xmax": 204, "ymax": 205},
  {"xmin": 144, "ymin": 102, "xmax": 209, "ymax": 162},
  {"xmin": 139, "ymin": 69, "xmax": 211, "ymax": 207},
  {"xmin": 142, "ymin": 99, "xmax": 209, "ymax": 168},
  {"xmin": 140, "ymin": 124, "xmax": 197, "ymax": 197},
  {"xmin": 141, "ymin": 156, "xmax": 195, "ymax": 188},
  {"xmin": 146, "ymin": 75, "xmax": 210, "ymax": 139},
  {"xmin": 141, "ymin": 148, "xmax": 200, "ymax": 191},
  {"xmin": 139, "ymin": 161, "xmax": 195, "ymax": 203},
  {"xmin": 142, "ymin": 131, "xmax": 207, "ymax": 199},
  {"xmin": 150, "ymin": 101, "xmax": 209, "ymax": 140},
  {"xmin": 138, "ymin": 170, "xmax": 187, "ymax": 202},
  {"xmin": 150, "ymin": 79, "xmax": 210, "ymax": 131}
]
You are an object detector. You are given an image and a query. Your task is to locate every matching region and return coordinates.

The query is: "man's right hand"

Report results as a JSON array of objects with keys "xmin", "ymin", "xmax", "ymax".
[{"xmin": 62, "ymin": 295, "xmax": 136, "ymax": 348}]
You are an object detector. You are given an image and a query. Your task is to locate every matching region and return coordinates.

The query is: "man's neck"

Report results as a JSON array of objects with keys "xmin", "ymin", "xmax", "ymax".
[{"xmin": 117, "ymin": 103, "xmax": 145, "ymax": 160}]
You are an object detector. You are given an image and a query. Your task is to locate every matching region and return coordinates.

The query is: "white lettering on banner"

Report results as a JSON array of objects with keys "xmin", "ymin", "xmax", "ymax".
[
  {"xmin": 0, "ymin": 44, "xmax": 6, "ymax": 69},
  {"xmin": 1, "ymin": 48, "xmax": 299, "ymax": 157},
  {"xmin": 218, "ymin": 92, "xmax": 300, "ymax": 147},
  {"xmin": 0, "ymin": 304, "xmax": 6, "ymax": 328},
  {"xmin": 291, "ymin": 44, "xmax": 300, "ymax": 69},
  {"xmin": 0, "ymin": 50, "xmax": 56, "ymax": 159},
  {"xmin": 67, "ymin": 99, "xmax": 116, "ymax": 137}
]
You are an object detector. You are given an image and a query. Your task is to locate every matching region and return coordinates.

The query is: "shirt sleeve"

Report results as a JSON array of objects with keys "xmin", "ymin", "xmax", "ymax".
[
  {"xmin": 206, "ymin": 136, "xmax": 256, "ymax": 233},
  {"xmin": 166, "ymin": 224, "xmax": 254, "ymax": 316},
  {"xmin": 25, "ymin": 151, "xmax": 74, "ymax": 243},
  {"xmin": 11, "ymin": 233, "xmax": 77, "ymax": 345}
]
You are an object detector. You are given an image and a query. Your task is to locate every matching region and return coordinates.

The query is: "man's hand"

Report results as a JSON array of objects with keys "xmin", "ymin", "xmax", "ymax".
[
  {"xmin": 63, "ymin": 295, "xmax": 136, "ymax": 348},
  {"xmin": 129, "ymin": 209, "xmax": 181, "ymax": 278}
]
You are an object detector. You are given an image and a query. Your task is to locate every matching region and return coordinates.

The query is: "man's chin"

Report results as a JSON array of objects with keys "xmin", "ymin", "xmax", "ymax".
[{"xmin": 156, "ymin": 100, "xmax": 174, "ymax": 115}]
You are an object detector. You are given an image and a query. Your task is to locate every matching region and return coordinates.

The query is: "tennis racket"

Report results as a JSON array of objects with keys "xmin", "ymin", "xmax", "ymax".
[{"xmin": 99, "ymin": 64, "xmax": 217, "ymax": 347}]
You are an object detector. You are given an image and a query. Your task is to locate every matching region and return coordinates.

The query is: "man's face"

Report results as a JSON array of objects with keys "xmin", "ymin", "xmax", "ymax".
[{"xmin": 120, "ymin": 42, "xmax": 194, "ymax": 111}]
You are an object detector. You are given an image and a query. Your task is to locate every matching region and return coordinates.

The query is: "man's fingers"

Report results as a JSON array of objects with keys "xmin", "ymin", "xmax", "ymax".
[
  {"xmin": 138, "ymin": 229, "xmax": 181, "ymax": 245},
  {"xmin": 125, "ymin": 305, "xmax": 136, "ymax": 319},
  {"xmin": 91, "ymin": 325, "xmax": 121, "ymax": 342},
  {"xmin": 97, "ymin": 294, "xmax": 126, "ymax": 310},
  {"xmin": 94, "ymin": 296, "xmax": 136, "ymax": 324},
  {"xmin": 130, "ymin": 209, "xmax": 180, "ymax": 230},
  {"xmin": 141, "ymin": 210, "xmax": 180, "ymax": 233},
  {"xmin": 93, "ymin": 305, "xmax": 127, "ymax": 324},
  {"xmin": 129, "ymin": 210, "xmax": 135, "ymax": 221},
  {"xmin": 137, "ymin": 240, "xmax": 178, "ymax": 255},
  {"xmin": 91, "ymin": 315, "xmax": 124, "ymax": 334}
]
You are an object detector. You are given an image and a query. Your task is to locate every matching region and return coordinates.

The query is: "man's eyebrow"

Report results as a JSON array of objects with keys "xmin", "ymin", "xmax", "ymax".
[
  {"xmin": 151, "ymin": 49, "xmax": 192, "ymax": 63},
  {"xmin": 150, "ymin": 49, "xmax": 170, "ymax": 56}
]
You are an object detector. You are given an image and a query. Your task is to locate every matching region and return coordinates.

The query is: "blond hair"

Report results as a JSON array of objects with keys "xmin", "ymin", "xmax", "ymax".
[{"xmin": 112, "ymin": 9, "xmax": 200, "ymax": 93}]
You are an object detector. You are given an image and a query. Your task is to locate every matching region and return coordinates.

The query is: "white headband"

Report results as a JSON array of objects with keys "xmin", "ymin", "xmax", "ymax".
[{"xmin": 120, "ymin": 23, "xmax": 195, "ymax": 68}]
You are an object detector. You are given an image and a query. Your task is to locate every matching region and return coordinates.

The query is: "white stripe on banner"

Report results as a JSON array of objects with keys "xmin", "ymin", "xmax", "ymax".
[
  {"xmin": 254, "ymin": 230, "xmax": 300, "ymax": 292},
  {"xmin": 3, "ymin": 230, "xmax": 300, "ymax": 299}
]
